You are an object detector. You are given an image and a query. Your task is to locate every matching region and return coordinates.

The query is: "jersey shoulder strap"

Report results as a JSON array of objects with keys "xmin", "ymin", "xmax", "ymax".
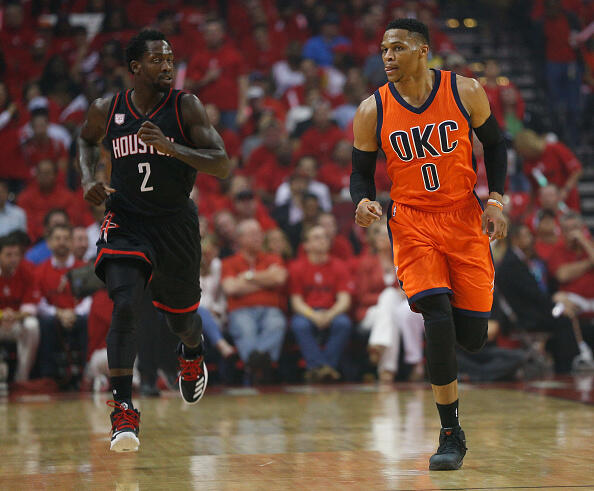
[{"xmin": 104, "ymin": 92, "xmax": 122, "ymax": 137}]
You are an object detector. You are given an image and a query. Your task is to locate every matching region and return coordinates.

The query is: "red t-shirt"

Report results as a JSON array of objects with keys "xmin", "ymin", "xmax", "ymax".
[
  {"xmin": 535, "ymin": 238, "xmax": 562, "ymax": 264},
  {"xmin": 289, "ymin": 256, "xmax": 352, "ymax": 309},
  {"xmin": 21, "ymin": 138, "xmax": 69, "ymax": 172},
  {"xmin": 544, "ymin": 13, "xmax": 577, "ymax": 62},
  {"xmin": 17, "ymin": 182, "xmax": 93, "ymax": 242},
  {"xmin": 297, "ymin": 236, "xmax": 353, "ymax": 260},
  {"xmin": 523, "ymin": 142, "xmax": 582, "ymax": 210},
  {"xmin": 547, "ymin": 242, "xmax": 594, "ymax": 298},
  {"xmin": 242, "ymin": 145, "xmax": 294, "ymax": 195},
  {"xmin": 36, "ymin": 257, "xmax": 87, "ymax": 308},
  {"xmin": 0, "ymin": 262, "xmax": 40, "ymax": 310},
  {"xmin": 297, "ymin": 125, "xmax": 345, "ymax": 162},
  {"xmin": 186, "ymin": 42, "xmax": 247, "ymax": 111},
  {"xmin": 222, "ymin": 252, "xmax": 286, "ymax": 311}
]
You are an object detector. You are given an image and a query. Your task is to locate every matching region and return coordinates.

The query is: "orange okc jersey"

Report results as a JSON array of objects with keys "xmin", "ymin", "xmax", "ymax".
[{"xmin": 376, "ymin": 69, "xmax": 475, "ymax": 210}]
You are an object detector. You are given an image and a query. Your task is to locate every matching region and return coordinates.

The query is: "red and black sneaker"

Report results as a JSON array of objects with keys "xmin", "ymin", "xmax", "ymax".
[
  {"xmin": 176, "ymin": 341, "xmax": 208, "ymax": 405},
  {"xmin": 107, "ymin": 400, "xmax": 140, "ymax": 452}
]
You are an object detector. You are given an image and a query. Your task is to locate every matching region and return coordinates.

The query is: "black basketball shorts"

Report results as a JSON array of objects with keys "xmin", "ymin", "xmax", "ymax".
[{"xmin": 95, "ymin": 201, "xmax": 201, "ymax": 313}]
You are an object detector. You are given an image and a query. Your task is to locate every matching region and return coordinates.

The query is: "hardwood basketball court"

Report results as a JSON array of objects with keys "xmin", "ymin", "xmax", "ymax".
[{"xmin": 1, "ymin": 378, "xmax": 593, "ymax": 490}]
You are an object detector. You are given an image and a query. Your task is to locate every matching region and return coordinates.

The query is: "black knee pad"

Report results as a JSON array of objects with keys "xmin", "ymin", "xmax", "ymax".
[
  {"xmin": 453, "ymin": 312, "xmax": 488, "ymax": 353},
  {"xmin": 415, "ymin": 294, "xmax": 458, "ymax": 386},
  {"xmin": 165, "ymin": 311, "xmax": 202, "ymax": 337}
]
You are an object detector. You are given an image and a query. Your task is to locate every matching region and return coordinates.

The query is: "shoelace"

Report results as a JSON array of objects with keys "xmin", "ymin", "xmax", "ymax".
[
  {"xmin": 177, "ymin": 356, "xmax": 204, "ymax": 382},
  {"xmin": 106, "ymin": 400, "xmax": 139, "ymax": 432}
]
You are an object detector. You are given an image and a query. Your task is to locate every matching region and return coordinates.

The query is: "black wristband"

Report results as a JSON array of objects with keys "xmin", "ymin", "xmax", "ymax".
[
  {"xmin": 474, "ymin": 114, "xmax": 507, "ymax": 195},
  {"xmin": 350, "ymin": 147, "xmax": 377, "ymax": 205}
]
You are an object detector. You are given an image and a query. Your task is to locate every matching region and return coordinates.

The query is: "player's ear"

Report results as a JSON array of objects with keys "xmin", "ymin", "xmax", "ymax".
[
  {"xmin": 130, "ymin": 60, "xmax": 140, "ymax": 75},
  {"xmin": 419, "ymin": 43, "xmax": 429, "ymax": 58}
]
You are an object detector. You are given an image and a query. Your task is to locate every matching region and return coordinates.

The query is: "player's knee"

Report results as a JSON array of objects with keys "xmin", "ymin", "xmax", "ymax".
[
  {"xmin": 111, "ymin": 290, "xmax": 139, "ymax": 330},
  {"xmin": 457, "ymin": 318, "xmax": 488, "ymax": 353},
  {"xmin": 165, "ymin": 311, "xmax": 199, "ymax": 336},
  {"xmin": 414, "ymin": 294, "xmax": 452, "ymax": 324}
]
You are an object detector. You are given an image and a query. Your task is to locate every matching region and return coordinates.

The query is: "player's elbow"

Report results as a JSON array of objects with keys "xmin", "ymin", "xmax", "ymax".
[{"xmin": 216, "ymin": 155, "xmax": 231, "ymax": 179}]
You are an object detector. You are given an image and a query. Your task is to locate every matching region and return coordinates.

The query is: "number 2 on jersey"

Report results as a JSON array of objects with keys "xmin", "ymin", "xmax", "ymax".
[
  {"xmin": 138, "ymin": 162, "xmax": 154, "ymax": 192},
  {"xmin": 421, "ymin": 163, "xmax": 440, "ymax": 192}
]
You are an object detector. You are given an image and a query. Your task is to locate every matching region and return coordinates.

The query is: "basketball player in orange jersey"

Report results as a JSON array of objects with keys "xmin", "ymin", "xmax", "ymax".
[{"xmin": 351, "ymin": 19, "xmax": 508, "ymax": 470}]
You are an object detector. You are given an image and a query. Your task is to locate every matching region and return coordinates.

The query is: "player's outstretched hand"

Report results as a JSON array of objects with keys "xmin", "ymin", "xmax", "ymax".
[
  {"xmin": 137, "ymin": 120, "xmax": 174, "ymax": 155},
  {"xmin": 481, "ymin": 205, "xmax": 507, "ymax": 241},
  {"xmin": 355, "ymin": 200, "xmax": 382, "ymax": 227},
  {"xmin": 83, "ymin": 181, "xmax": 115, "ymax": 205}
]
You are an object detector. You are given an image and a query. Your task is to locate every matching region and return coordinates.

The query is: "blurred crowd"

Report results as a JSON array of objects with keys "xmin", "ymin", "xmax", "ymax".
[{"xmin": 0, "ymin": 0, "xmax": 593, "ymax": 394}]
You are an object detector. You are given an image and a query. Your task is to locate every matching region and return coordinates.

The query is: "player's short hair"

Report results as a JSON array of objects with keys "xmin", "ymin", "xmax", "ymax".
[
  {"xmin": 125, "ymin": 29, "xmax": 170, "ymax": 74},
  {"xmin": 386, "ymin": 18, "xmax": 430, "ymax": 46}
]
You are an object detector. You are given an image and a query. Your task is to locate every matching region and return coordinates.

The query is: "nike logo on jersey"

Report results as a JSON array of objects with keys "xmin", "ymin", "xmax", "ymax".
[
  {"xmin": 112, "ymin": 134, "xmax": 175, "ymax": 159},
  {"xmin": 388, "ymin": 120, "xmax": 458, "ymax": 162}
]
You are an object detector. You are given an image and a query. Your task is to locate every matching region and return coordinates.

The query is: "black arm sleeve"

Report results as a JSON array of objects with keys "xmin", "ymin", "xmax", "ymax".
[
  {"xmin": 350, "ymin": 147, "xmax": 377, "ymax": 205},
  {"xmin": 473, "ymin": 113, "xmax": 507, "ymax": 195}
]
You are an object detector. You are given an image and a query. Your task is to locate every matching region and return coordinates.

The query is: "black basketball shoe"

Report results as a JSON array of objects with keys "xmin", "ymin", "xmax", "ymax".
[
  {"xmin": 176, "ymin": 341, "xmax": 208, "ymax": 405},
  {"xmin": 429, "ymin": 426, "xmax": 467, "ymax": 470},
  {"xmin": 107, "ymin": 400, "xmax": 140, "ymax": 452}
]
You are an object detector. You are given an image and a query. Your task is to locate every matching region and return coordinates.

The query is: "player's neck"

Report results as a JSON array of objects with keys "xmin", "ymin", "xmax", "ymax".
[
  {"xmin": 131, "ymin": 83, "xmax": 165, "ymax": 115},
  {"xmin": 393, "ymin": 67, "xmax": 434, "ymax": 104}
]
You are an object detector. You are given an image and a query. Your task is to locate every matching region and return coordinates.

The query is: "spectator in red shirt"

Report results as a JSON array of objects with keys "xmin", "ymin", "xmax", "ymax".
[
  {"xmin": 36, "ymin": 224, "xmax": 90, "ymax": 386},
  {"xmin": 21, "ymin": 108, "xmax": 69, "ymax": 178},
  {"xmin": 185, "ymin": 17, "xmax": 249, "ymax": 130},
  {"xmin": 481, "ymin": 59, "xmax": 525, "ymax": 129},
  {"xmin": 18, "ymin": 160, "xmax": 92, "ymax": 244},
  {"xmin": 242, "ymin": 117, "xmax": 294, "ymax": 200},
  {"xmin": 212, "ymin": 210, "xmax": 238, "ymax": 259},
  {"xmin": 525, "ymin": 184, "xmax": 567, "ymax": 233},
  {"xmin": 222, "ymin": 219, "xmax": 288, "ymax": 384},
  {"xmin": 289, "ymin": 225, "xmax": 353, "ymax": 382},
  {"xmin": 0, "ymin": 234, "xmax": 40, "ymax": 382},
  {"xmin": 548, "ymin": 212, "xmax": 594, "ymax": 311},
  {"xmin": 535, "ymin": 0, "xmax": 583, "ymax": 146},
  {"xmin": 297, "ymin": 212, "xmax": 353, "ymax": 259},
  {"xmin": 295, "ymin": 100, "xmax": 344, "ymax": 162},
  {"xmin": 244, "ymin": 23, "xmax": 285, "ymax": 74},
  {"xmin": 351, "ymin": 5, "xmax": 385, "ymax": 64},
  {"xmin": 534, "ymin": 209, "xmax": 563, "ymax": 263},
  {"xmin": 515, "ymin": 129, "xmax": 583, "ymax": 210}
]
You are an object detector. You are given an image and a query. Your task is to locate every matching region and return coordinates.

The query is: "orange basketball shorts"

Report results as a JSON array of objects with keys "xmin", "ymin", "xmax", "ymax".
[{"xmin": 387, "ymin": 196, "xmax": 494, "ymax": 317}]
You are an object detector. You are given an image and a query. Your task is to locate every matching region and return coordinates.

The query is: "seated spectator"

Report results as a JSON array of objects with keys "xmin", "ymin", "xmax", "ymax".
[
  {"xmin": 241, "ymin": 117, "xmax": 294, "ymax": 200},
  {"xmin": 275, "ymin": 192, "xmax": 322, "ymax": 252},
  {"xmin": 297, "ymin": 212, "xmax": 353, "ymax": 259},
  {"xmin": 199, "ymin": 235, "xmax": 235, "ymax": 359},
  {"xmin": 25, "ymin": 208, "xmax": 70, "ymax": 265},
  {"xmin": 232, "ymin": 188, "xmax": 278, "ymax": 232},
  {"xmin": 212, "ymin": 210, "xmax": 238, "ymax": 259},
  {"xmin": 20, "ymin": 108, "xmax": 69, "ymax": 178},
  {"xmin": 295, "ymin": 99, "xmax": 344, "ymax": 162},
  {"xmin": 301, "ymin": 14, "xmax": 351, "ymax": 67},
  {"xmin": 222, "ymin": 219, "xmax": 288, "ymax": 384},
  {"xmin": 17, "ymin": 160, "xmax": 89, "ymax": 243},
  {"xmin": 534, "ymin": 209, "xmax": 563, "ymax": 263},
  {"xmin": 271, "ymin": 41, "xmax": 305, "ymax": 97},
  {"xmin": 354, "ymin": 222, "xmax": 424, "ymax": 382},
  {"xmin": 36, "ymin": 224, "xmax": 90, "ymax": 388},
  {"xmin": 514, "ymin": 129, "xmax": 583, "ymax": 211},
  {"xmin": 525, "ymin": 184, "xmax": 568, "ymax": 233},
  {"xmin": 275, "ymin": 156, "xmax": 332, "ymax": 212},
  {"xmin": 71, "ymin": 226, "xmax": 89, "ymax": 263},
  {"xmin": 496, "ymin": 224, "xmax": 579, "ymax": 373},
  {"xmin": 264, "ymin": 228, "xmax": 294, "ymax": 263},
  {"xmin": 0, "ymin": 179, "xmax": 27, "ymax": 236},
  {"xmin": 0, "ymin": 234, "xmax": 40, "ymax": 382},
  {"xmin": 547, "ymin": 213, "xmax": 594, "ymax": 318},
  {"xmin": 289, "ymin": 225, "xmax": 353, "ymax": 382}
]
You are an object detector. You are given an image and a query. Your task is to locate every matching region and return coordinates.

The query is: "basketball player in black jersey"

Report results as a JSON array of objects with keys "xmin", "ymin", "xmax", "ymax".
[{"xmin": 77, "ymin": 30, "xmax": 230, "ymax": 452}]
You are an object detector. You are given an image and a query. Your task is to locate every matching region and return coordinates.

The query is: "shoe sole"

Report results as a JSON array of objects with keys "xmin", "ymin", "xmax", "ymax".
[
  {"xmin": 110, "ymin": 432, "xmax": 140, "ymax": 452},
  {"xmin": 429, "ymin": 461, "xmax": 463, "ymax": 471},
  {"xmin": 179, "ymin": 363, "xmax": 208, "ymax": 405}
]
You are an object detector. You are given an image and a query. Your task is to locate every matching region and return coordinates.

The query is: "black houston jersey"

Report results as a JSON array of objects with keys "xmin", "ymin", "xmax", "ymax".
[{"xmin": 102, "ymin": 88, "xmax": 197, "ymax": 216}]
